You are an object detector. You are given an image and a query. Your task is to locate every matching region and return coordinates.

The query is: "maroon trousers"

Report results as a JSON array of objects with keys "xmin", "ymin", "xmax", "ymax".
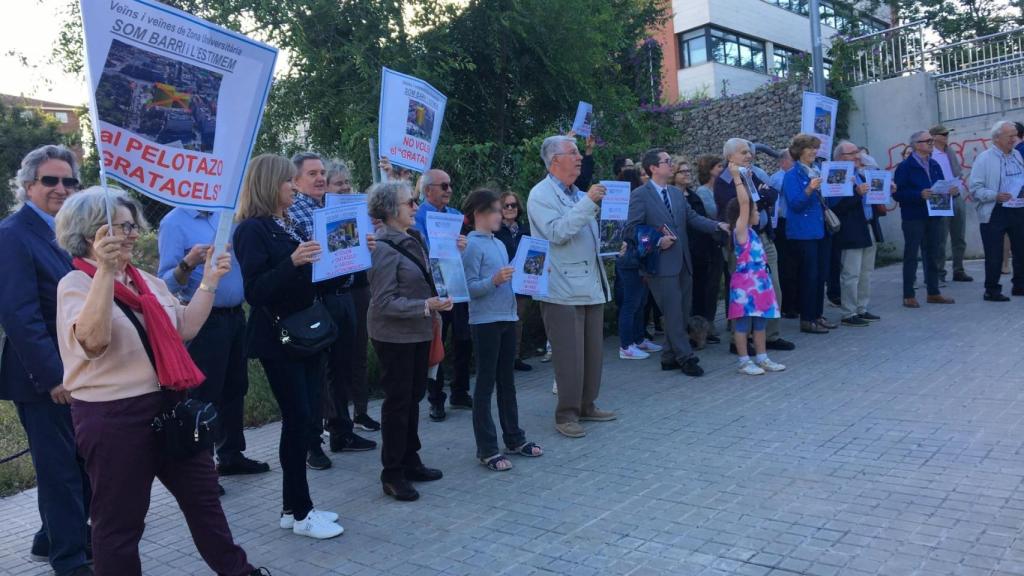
[{"xmin": 72, "ymin": 391, "xmax": 253, "ymax": 576}]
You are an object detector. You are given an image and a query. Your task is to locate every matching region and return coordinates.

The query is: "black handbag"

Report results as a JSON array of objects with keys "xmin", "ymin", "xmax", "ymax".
[
  {"xmin": 113, "ymin": 300, "xmax": 219, "ymax": 459},
  {"xmin": 275, "ymin": 300, "xmax": 338, "ymax": 357}
]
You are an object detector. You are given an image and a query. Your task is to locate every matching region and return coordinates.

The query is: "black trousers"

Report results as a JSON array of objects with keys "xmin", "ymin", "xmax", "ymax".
[
  {"xmin": 826, "ymin": 233, "xmax": 843, "ymax": 302},
  {"xmin": 372, "ymin": 339, "xmax": 429, "ymax": 483},
  {"xmin": 188, "ymin": 306, "xmax": 248, "ymax": 462},
  {"xmin": 691, "ymin": 249, "xmax": 724, "ymax": 324},
  {"xmin": 430, "ymin": 303, "xmax": 471, "ymax": 405},
  {"xmin": 350, "ymin": 284, "xmax": 371, "ymax": 416},
  {"xmin": 981, "ymin": 205, "xmax": 1024, "ymax": 293},
  {"xmin": 321, "ymin": 291, "xmax": 357, "ymax": 441},
  {"xmin": 17, "ymin": 400, "xmax": 91, "ymax": 575},
  {"xmin": 777, "ymin": 219, "xmax": 801, "ymax": 316}
]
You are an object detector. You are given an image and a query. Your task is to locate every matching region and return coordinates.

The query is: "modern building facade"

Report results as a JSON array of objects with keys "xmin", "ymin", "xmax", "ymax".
[{"xmin": 652, "ymin": 0, "xmax": 891, "ymax": 101}]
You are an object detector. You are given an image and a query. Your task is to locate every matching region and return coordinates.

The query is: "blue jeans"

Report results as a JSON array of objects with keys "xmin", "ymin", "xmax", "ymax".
[
  {"xmin": 614, "ymin": 262, "xmax": 647, "ymax": 349},
  {"xmin": 902, "ymin": 218, "xmax": 943, "ymax": 298},
  {"xmin": 794, "ymin": 237, "xmax": 831, "ymax": 322},
  {"xmin": 470, "ymin": 322, "xmax": 525, "ymax": 459}
]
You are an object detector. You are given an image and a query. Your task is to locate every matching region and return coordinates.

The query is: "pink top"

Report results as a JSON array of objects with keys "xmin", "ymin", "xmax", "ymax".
[{"xmin": 57, "ymin": 268, "xmax": 185, "ymax": 402}]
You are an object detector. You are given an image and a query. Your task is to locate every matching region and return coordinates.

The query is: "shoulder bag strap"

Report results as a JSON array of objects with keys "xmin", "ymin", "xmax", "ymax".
[
  {"xmin": 378, "ymin": 239, "xmax": 438, "ymax": 297},
  {"xmin": 113, "ymin": 299, "xmax": 156, "ymax": 371}
]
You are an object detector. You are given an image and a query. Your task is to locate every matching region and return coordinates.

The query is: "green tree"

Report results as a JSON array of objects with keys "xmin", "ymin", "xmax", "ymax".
[
  {"xmin": 888, "ymin": 0, "xmax": 1014, "ymax": 43},
  {"xmin": 0, "ymin": 101, "xmax": 66, "ymax": 217}
]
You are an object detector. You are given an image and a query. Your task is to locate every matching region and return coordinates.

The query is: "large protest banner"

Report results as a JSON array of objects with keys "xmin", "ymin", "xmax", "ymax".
[
  {"xmin": 378, "ymin": 67, "xmax": 447, "ymax": 173},
  {"xmin": 800, "ymin": 92, "xmax": 838, "ymax": 161},
  {"xmin": 80, "ymin": 0, "xmax": 277, "ymax": 210}
]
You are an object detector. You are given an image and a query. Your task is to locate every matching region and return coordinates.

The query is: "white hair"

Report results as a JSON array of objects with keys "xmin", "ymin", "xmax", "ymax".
[
  {"xmin": 540, "ymin": 135, "xmax": 576, "ymax": 169},
  {"xmin": 14, "ymin": 144, "xmax": 80, "ymax": 202},
  {"xmin": 55, "ymin": 186, "xmax": 148, "ymax": 258},
  {"xmin": 833, "ymin": 139, "xmax": 859, "ymax": 157},
  {"xmin": 908, "ymin": 130, "xmax": 930, "ymax": 146},
  {"xmin": 992, "ymin": 120, "xmax": 1016, "ymax": 139},
  {"xmin": 722, "ymin": 138, "xmax": 749, "ymax": 159}
]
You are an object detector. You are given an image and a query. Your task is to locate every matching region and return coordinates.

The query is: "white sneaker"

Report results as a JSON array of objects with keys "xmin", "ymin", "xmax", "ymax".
[
  {"xmin": 619, "ymin": 345, "xmax": 650, "ymax": 360},
  {"xmin": 280, "ymin": 509, "xmax": 338, "ymax": 529},
  {"xmin": 636, "ymin": 339, "xmax": 663, "ymax": 352},
  {"xmin": 292, "ymin": 512, "xmax": 344, "ymax": 539},
  {"xmin": 737, "ymin": 360, "xmax": 766, "ymax": 376},
  {"xmin": 551, "ymin": 380, "xmax": 558, "ymax": 395},
  {"xmin": 757, "ymin": 358, "xmax": 786, "ymax": 372}
]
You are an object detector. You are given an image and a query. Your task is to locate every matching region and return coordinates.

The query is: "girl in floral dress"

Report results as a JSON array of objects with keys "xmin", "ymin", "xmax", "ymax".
[{"xmin": 726, "ymin": 165, "xmax": 786, "ymax": 376}]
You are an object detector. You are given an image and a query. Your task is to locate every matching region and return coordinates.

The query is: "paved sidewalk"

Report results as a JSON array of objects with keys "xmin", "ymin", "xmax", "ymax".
[{"xmin": 4, "ymin": 261, "xmax": 1024, "ymax": 576}]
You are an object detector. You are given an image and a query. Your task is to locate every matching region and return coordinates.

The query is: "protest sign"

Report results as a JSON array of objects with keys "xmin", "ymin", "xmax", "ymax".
[
  {"xmin": 325, "ymin": 193, "xmax": 368, "ymax": 207},
  {"xmin": 801, "ymin": 92, "xmax": 838, "ymax": 160},
  {"xmin": 425, "ymin": 211, "xmax": 464, "ymax": 259},
  {"xmin": 511, "ymin": 235, "xmax": 549, "ymax": 297},
  {"xmin": 378, "ymin": 67, "xmax": 447, "ymax": 173},
  {"xmin": 80, "ymin": 0, "xmax": 277, "ymax": 210},
  {"xmin": 430, "ymin": 259, "xmax": 470, "ymax": 303},
  {"xmin": 312, "ymin": 203, "xmax": 372, "ymax": 282},
  {"xmin": 821, "ymin": 161, "xmax": 855, "ymax": 197},
  {"xmin": 864, "ymin": 170, "xmax": 892, "ymax": 205},
  {"xmin": 927, "ymin": 179, "xmax": 959, "ymax": 217},
  {"xmin": 571, "ymin": 101, "xmax": 594, "ymax": 137},
  {"xmin": 599, "ymin": 180, "xmax": 629, "ymax": 257}
]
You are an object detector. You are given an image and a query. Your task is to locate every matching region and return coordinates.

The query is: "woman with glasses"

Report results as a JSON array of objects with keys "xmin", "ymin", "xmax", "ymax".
[
  {"xmin": 53, "ymin": 187, "xmax": 267, "ymax": 575},
  {"xmin": 494, "ymin": 191, "xmax": 535, "ymax": 371}
]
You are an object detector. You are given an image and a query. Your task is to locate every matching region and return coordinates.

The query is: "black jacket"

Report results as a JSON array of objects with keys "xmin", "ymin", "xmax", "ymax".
[
  {"xmin": 832, "ymin": 172, "xmax": 885, "ymax": 250},
  {"xmin": 494, "ymin": 219, "xmax": 530, "ymax": 262},
  {"xmin": 683, "ymin": 187, "xmax": 723, "ymax": 263},
  {"xmin": 233, "ymin": 217, "xmax": 318, "ymax": 360}
]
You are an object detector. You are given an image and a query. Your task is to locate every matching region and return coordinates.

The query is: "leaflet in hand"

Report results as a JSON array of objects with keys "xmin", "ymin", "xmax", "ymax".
[
  {"xmin": 863, "ymin": 170, "xmax": 892, "ymax": 205},
  {"xmin": 598, "ymin": 180, "xmax": 629, "ymax": 257},
  {"xmin": 325, "ymin": 193, "xmax": 368, "ymax": 207},
  {"xmin": 927, "ymin": 179, "xmax": 959, "ymax": 217},
  {"xmin": 571, "ymin": 101, "xmax": 594, "ymax": 137},
  {"xmin": 737, "ymin": 167, "xmax": 760, "ymax": 202},
  {"xmin": 429, "ymin": 258, "xmax": 470, "ymax": 303},
  {"xmin": 211, "ymin": 208, "xmax": 235, "ymax": 259},
  {"xmin": 511, "ymin": 235, "xmax": 549, "ymax": 297},
  {"xmin": 425, "ymin": 211, "xmax": 464, "ymax": 259},
  {"xmin": 1002, "ymin": 173, "xmax": 1024, "ymax": 208},
  {"xmin": 821, "ymin": 161, "xmax": 855, "ymax": 197},
  {"xmin": 311, "ymin": 203, "xmax": 372, "ymax": 282}
]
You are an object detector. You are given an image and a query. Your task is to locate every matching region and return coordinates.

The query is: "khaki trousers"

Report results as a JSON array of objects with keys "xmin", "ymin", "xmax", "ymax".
[{"xmin": 540, "ymin": 302, "xmax": 604, "ymax": 424}]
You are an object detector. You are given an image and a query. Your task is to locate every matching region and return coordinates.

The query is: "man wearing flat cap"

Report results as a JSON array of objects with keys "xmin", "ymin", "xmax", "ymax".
[{"xmin": 930, "ymin": 125, "xmax": 972, "ymax": 283}]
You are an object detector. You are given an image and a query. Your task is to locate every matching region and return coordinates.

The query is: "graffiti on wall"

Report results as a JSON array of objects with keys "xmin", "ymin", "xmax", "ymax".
[{"xmin": 883, "ymin": 137, "xmax": 992, "ymax": 170}]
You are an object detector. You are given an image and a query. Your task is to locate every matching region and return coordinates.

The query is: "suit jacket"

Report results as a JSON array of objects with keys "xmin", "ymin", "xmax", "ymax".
[
  {"xmin": 0, "ymin": 206, "xmax": 73, "ymax": 402},
  {"xmin": 526, "ymin": 176, "xmax": 609, "ymax": 305},
  {"xmin": 832, "ymin": 171, "xmax": 883, "ymax": 250},
  {"xmin": 625, "ymin": 181, "xmax": 720, "ymax": 278},
  {"xmin": 233, "ymin": 217, "xmax": 318, "ymax": 360}
]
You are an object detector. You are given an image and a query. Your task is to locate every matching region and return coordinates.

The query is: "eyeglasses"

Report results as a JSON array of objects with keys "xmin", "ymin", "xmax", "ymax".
[
  {"xmin": 36, "ymin": 176, "xmax": 79, "ymax": 189},
  {"xmin": 403, "ymin": 198, "xmax": 419, "ymax": 208},
  {"xmin": 656, "ymin": 159, "xmax": 673, "ymax": 165},
  {"xmin": 676, "ymin": 168, "xmax": 692, "ymax": 173},
  {"xmin": 430, "ymin": 182, "xmax": 452, "ymax": 191},
  {"xmin": 503, "ymin": 203, "xmax": 519, "ymax": 210},
  {"xmin": 112, "ymin": 221, "xmax": 141, "ymax": 236},
  {"xmin": 916, "ymin": 139, "xmax": 934, "ymax": 145}
]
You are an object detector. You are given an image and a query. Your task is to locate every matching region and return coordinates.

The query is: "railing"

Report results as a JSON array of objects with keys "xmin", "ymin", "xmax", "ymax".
[{"xmin": 936, "ymin": 57, "xmax": 1024, "ymax": 122}]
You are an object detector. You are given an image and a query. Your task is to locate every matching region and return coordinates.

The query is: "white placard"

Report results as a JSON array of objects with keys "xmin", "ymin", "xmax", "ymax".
[
  {"xmin": 927, "ymin": 179, "xmax": 959, "ymax": 217},
  {"xmin": 378, "ymin": 67, "xmax": 447, "ymax": 173},
  {"xmin": 737, "ymin": 167, "xmax": 761, "ymax": 202},
  {"xmin": 325, "ymin": 193, "xmax": 367, "ymax": 207},
  {"xmin": 599, "ymin": 180, "xmax": 629, "ymax": 257},
  {"xmin": 511, "ymin": 235, "xmax": 549, "ymax": 297},
  {"xmin": 571, "ymin": 101, "xmax": 594, "ymax": 137},
  {"xmin": 425, "ymin": 211, "xmax": 463, "ymax": 259},
  {"xmin": 801, "ymin": 91, "xmax": 838, "ymax": 160},
  {"xmin": 80, "ymin": 0, "xmax": 277, "ymax": 210},
  {"xmin": 1002, "ymin": 173, "xmax": 1024, "ymax": 208},
  {"xmin": 429, "ymin": 258, "xmax": 469, "ymax": 303},
  {"xmin": 311, "ymin": 203, "xmax": 372, "ymax": 282},
  {"xmin": 821, "ymin": 161, "xmax": 855, "ymax": 197},
  {"xmin": 864, "ymin": 170, "xmax": 892, "ymax": 205}
]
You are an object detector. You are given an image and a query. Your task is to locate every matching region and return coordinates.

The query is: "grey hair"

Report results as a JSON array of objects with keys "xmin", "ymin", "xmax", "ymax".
[
  {"xmin": 368, "ymin": 181, "xmax": 413, "ymax": 222},
  {"xmin": 290, "ymin": 151, "xmax": 322, "ymax": 171},
  {"xmin": 722, "ymin": 138, "xmax": 749, "ymax": 159},
  {"xmin": 908, "ymin": 130, "xmax": 930, "ymax": 146},
  {"xmin": 326, "ymin": 161, "xmax": 350, "ymax": 181},
  {"xmin": 992, "ymin": 120, "xmax": 1016, "ymax": 139},
  {"xmin": 833, "ymin": 139, "xmax": 859, "ymax": 157},
  {"xmin": 417, "ymin": 170, "xmax": 436, "ymax": 198},
  {"xmin": 540, "ymin": 135, "xmax": 576, "ymax": 169},
  {"xmin": 14, "ymin": 144, "xmax": 80, "ymax": 202},
  {"xmin": 55, "ymin": 186, "xmax": 149, "ymax": 258}
]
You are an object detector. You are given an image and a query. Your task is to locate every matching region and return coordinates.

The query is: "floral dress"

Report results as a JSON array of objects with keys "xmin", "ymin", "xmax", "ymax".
[{"xmin": 727, "ymin": 229, "xmax": 780, "ymax": 320}]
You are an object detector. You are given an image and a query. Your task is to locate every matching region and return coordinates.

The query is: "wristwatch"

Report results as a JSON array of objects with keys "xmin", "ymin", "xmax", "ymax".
[{"xmin": 178, "ymin": 259, "xmax": 195, "ymax": 273}]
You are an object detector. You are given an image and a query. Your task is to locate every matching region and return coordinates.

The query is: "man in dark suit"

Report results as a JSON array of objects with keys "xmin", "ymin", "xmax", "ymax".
[
  {"xmin": 626, "ymin": 148, "xmax": 727, "ymax": 377},
  {"xmin": 0, "ymin": 145, "xmax": 91, "ymax": 575}
]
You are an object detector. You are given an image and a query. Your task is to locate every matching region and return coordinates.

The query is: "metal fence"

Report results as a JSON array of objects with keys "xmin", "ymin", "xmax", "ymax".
[{"xmin": 936, "ymin": 57, "xmax": 1024, "ymax": 122}]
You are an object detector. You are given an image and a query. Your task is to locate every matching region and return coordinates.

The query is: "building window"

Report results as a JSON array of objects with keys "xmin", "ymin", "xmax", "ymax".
[
  {"xmin": 52, "ymin": 111, "xmax": 69, "ymax": 124},
  {"xmin": 761, "ymin": 0, "xmax": 887, "ymax": 35},
  {"xmin": 772, "ymin": 45, "xmax": 802, "ymax": 78},
  {"xmin": 678, "ymin": 28, "xmax": 708, "ymax": 69},
  {"xmin": 710, "ymin": 28, "xmax": 766, "ymax": 72}
]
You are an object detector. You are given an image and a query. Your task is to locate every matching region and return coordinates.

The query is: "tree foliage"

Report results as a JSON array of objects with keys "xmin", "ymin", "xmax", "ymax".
[
  {"xmin": 0, "ymin": 101, "xmax": 66, "ymax": 216},
  {"xmin": 889, "ymin": 0, "xmax": 1017, "ymax": 44}
]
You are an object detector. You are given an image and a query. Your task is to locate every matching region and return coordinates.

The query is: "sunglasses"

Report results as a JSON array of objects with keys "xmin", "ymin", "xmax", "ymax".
[
  {"xmin": 503, "ymin": 203, "xmax": 519, "ymax": 210},
  {"xmin": 916, "ymin": 139, "xmax": 934, "ymax": 144},
  {"xmin": 37, "ymin": 176, "xmax": 80, "ymax": 189},
  {"xmin": 403, "ymin": 198, "xmax": 419, "ymax": 208},
  {"xmin": 431, "ymin": 182, "xmax": 452, "ymax": 191},
  {"xmin": 112, "ymin": 221, "xmax": 141, "ymax": 236}
]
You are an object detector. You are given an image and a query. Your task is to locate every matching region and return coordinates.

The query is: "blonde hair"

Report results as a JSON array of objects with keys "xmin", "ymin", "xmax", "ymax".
[{"xmin": 236, "ymin": 154, "xmax": 296, "ymax": 221}]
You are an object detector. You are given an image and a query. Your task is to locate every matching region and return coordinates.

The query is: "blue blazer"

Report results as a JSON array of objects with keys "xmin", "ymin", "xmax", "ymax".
[
  {"xmin": 783, "ymin": 164, "xmax": 834, "ymax": 240},
  {"xmin": 832, "ymin": 172, "xmax": 884, "ymax": 250},
  {"xmin": 0, "ymin": 206, "xmax": 73, "ymax": 402},
  {"xmin": 233, "ymin": 217, "xmax": 318, "ymax": 360},
  {"xmin": 894, "ymin": 154, "xmax": 945, "ymax": 221}
]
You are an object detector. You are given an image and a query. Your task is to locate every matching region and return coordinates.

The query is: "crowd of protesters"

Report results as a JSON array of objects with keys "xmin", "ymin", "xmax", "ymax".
[{"xmin": 2, "ymin": 117, "xmax": 1021, "ymax": 573}]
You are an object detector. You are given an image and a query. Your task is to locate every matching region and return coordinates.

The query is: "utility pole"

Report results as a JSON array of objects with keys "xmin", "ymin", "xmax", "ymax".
[{"xmin": 809, "ymin": 0, "xmax": 827, "ymax": 94}]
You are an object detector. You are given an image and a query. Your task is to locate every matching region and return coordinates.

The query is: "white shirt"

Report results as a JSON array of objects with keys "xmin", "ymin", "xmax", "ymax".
[{"xmin": 932, "ymin": 146, "xmax": 955, "ymax": 181}]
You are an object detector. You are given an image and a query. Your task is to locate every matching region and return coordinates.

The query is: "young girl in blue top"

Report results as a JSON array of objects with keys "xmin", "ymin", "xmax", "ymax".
[
  {"xmin": 461, "ymin": 188, "xmax": 543, "ymax": 471},
  {"xmin": 726, "ymin": 165, "xmax": 786, "ymax": 376}
]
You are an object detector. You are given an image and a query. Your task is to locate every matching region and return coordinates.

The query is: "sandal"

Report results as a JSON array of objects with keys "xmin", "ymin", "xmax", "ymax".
[
  {"xmin": 480, "ymin": 454, "xmax": 512, "ymax": 471},
  {"xmin": 507, "ymin": 441, "xmax": 544, "ymax": 457}
]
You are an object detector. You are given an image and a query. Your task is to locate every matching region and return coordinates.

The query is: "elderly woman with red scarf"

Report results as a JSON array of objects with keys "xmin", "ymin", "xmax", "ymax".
[{"xmin": 54, "ymin": 187, "xmax": 266, "ymax": 576}]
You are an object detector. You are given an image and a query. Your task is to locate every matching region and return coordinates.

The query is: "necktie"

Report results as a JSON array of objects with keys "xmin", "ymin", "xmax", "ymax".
[{"xmin": 661, "ymin": 188, "xmax": 673, "ymax": 217}]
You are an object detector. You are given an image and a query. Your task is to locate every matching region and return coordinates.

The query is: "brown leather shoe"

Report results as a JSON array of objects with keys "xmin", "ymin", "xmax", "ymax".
[
  {"xmin": 579, "ymin": 409, "xmax": 616, "ymax": 422},
  {"xmin": 903, "ymin": 298, "xmax": 920, "ymax": 308},
  {"xmin": 926, "ymin": 295, "xmax": 955, "ymax": 304},
  {"xmin": 555, "ymin": 422, "xmax": 586, "ymax": 438}
]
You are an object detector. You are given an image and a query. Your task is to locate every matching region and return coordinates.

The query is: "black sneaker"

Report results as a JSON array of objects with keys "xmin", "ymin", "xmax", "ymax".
[
  {"xmin": 353, "ymin": 413, "xmax": 381, "ymax": 432},
  {"xmin": 68, "ymin": 566, "xmax": 94, "ymax": 576},
  {"xmin": 706, "ymin": 333, "xmax": 721, "ymax": 344},
  {"xmin": 330, "ymin": 433, "xmax": 377, "ymax": 453},
  {"xmin": 841, "ymin": 316, "xmax": 870, "ymax": 327},
  {"xmin": 449, "ymin": 396, "xmax": 473, "ymax": 410},
  {"xmin": 680, "ymin": 357, "xmax": 704, "ymax": 377},
  {"xmin": 218, "ymin": 483, "xmax": 226, "ymax": 496},
  {"xmin": 306, "ymin": 445, "xmax": 332, "ymax": 470},
  {"xmin": 29, "ymin": 538, "xmax": 47, "ymax": 562},
  {"xmin": 251, "ymin": 569, "xmax": 272, "ymax": 576},
  {"xmin": 858, "ymin": 312, "xmax": 880, "ymax": 321},
  {"xmin": 217, "ymin": 455, "xmax": 270, "ymax": 476},
  {"xmin": 765, "ymin": 338, "xmax": 795, "ymax": 351},
  {"xmin": 429, "ymin": 403, "xmax": 446, "ymax": 422},
  {"xmin": 514, "ymin": 359, "xmax": 533, "ymax": 371},
  {"xmin": 985, "ymin": 292, "xmax": 1011, "ymax": 302}
]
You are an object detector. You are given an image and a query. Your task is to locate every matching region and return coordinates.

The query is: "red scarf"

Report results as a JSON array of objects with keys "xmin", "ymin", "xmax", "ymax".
[{"xmin": 72, "ymin": 258, "xmax": 205, "ymax": 391}]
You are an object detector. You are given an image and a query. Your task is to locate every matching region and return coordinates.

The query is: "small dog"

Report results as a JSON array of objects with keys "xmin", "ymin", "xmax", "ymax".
[{"xmin": 687, "ymin": 315, "xmax": 711, "ymax": 350}]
